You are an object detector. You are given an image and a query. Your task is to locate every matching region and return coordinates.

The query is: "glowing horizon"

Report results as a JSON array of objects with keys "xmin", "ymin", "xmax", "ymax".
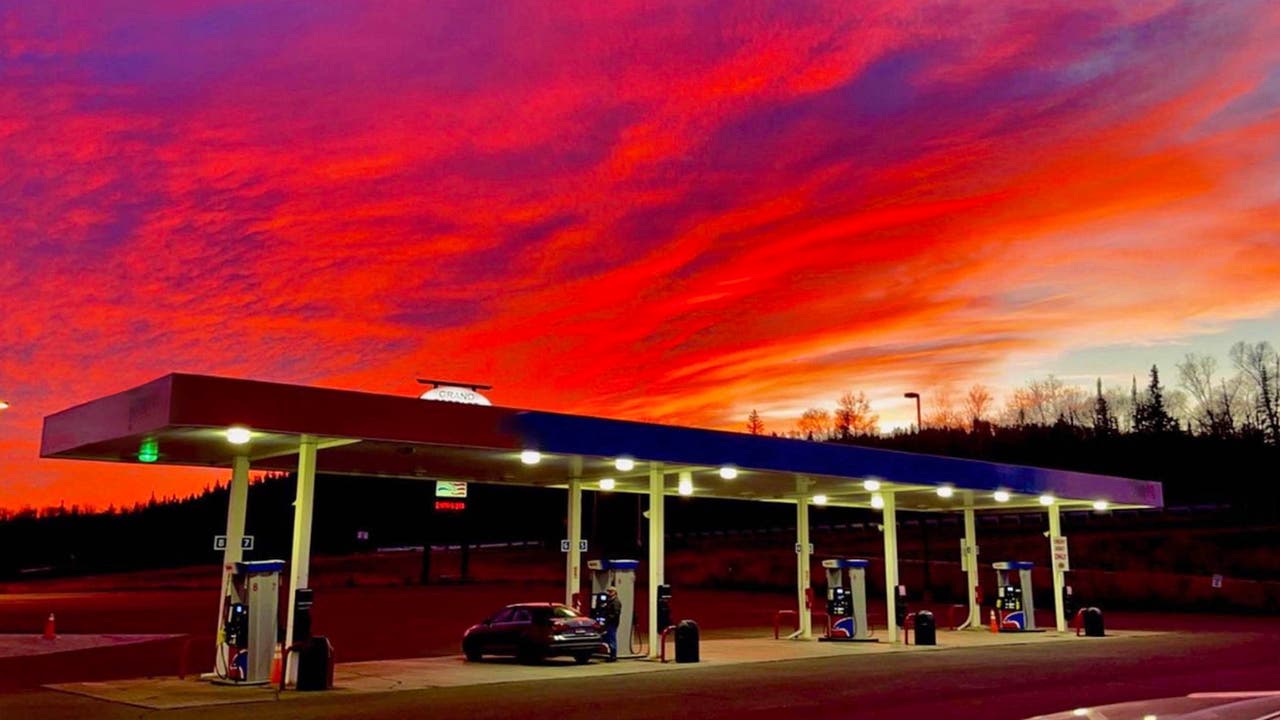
[{"xmin": 2, "ymin": 1, "xmax": 1278, "ymax": 510}]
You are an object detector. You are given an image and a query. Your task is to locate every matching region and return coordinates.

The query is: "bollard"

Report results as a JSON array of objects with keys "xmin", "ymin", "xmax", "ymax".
[{"xmin": 43, "ymin": 613, "xmax": 56, "ymax": 640}]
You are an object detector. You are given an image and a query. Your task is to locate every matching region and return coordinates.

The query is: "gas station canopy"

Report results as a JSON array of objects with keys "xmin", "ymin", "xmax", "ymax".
[{"xmin": 41, "ymin": 373, "xmax": 1162, "ymax": 512}]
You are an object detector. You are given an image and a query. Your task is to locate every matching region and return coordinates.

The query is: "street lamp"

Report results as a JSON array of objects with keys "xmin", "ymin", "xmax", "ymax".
[{"xmin": 903, "ymin": 392, "xmax": 921, "ymax": 432}]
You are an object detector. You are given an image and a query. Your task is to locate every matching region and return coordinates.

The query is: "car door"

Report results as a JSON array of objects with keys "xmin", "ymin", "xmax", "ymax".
[
  {"xmin": 476, "ymin": 608, "xmax": 515, "ymax": 654},
  {"xmin": 503, "ymin": 607, "xmax": 533, "ymax": 652}
]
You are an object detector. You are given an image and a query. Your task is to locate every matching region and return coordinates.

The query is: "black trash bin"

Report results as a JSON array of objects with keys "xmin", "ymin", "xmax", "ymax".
[
  {"xmin": 913, "ymin": 610, "xmax": 936, "ymax": 646},
  {"xmin": 296, "ymin": 636, "xmax": 334, "ymax": 691},
  {"xmin": 1082, "ymin": 607, "xmax": 1105, "ymax": 637},
  {"xmin": 674, "ymin": 620, "xmax": 700, "ymax": 663}
]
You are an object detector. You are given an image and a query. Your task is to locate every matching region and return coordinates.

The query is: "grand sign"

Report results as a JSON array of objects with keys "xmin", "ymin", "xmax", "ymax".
[{"xmin": 419, "ymin": 386, "xmax": 491, "ymax": 406}]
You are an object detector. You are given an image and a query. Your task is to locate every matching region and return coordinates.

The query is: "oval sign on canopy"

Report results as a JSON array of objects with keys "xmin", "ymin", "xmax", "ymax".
[{"xmin": 420, "ymin": 386, "xmax": 492, "ymax": 406}]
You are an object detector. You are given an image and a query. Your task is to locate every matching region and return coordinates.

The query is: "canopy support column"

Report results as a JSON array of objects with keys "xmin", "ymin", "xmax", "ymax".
[
  {"xmin": 795, "ymin": 478, "xmax": 812, "ymax": 639},
  {"xmin": 213, "ymin": 454, "xmax": 250, "ymax": 668},
  {"xmin": 882, "ymin": 491, "xmax": 900, "ymax": 644},
  {"xmin": 647, "ymin": 463, "xmax": 664, "ymax": 659},
  {"xmin": 566, "ymin": 457, "xmax": 583, "ymax": 608},
  {"xmin": 284, "ymin": 435, "xmax": 317, "ymax": 686},
  {"xmin": 1048, "ymin": 501, "xmax": 1066, "ymax": 632},
  {"xmin": 960, "ymin": 497, "xmax": 980, "ymax": 629}
]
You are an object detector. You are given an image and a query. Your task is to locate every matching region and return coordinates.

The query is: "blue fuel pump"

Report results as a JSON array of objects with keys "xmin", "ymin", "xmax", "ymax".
[
  {"xmin": 818, "ymin": 559, "xmax": 876, "ymax": 642},
  {"xmin": 992, "ymin": 561, "xmax": 1039, "ymax": 632}
]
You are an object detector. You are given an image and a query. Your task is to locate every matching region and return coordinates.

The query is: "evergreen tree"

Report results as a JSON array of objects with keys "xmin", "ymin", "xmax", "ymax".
[
  {"xmin": 1093, "ymin": 378, "xmax": 1116, "ymax": 436},
  {"xmin": 1136, "ymin": 364, "xmax": 1178, "ymax": 434},
  {"xmin": 746, "ymin": 409, "xmax": 764, "ymax": 435},
  {"xmin": 1130, "ymin": 376, "xmax": 1142, "ymax": 431}
]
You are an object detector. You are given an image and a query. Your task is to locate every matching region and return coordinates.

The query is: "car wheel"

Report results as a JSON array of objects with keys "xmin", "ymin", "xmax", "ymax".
[
  {"xmin": 463, "ymin": 641, "xmax": 482, "ymax": 662},
  {"xmin": 573, "ymin": 651, "xmax": 591, "ymax": 665}
]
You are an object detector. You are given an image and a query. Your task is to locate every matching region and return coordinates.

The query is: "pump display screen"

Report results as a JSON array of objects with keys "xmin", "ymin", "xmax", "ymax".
[
  {"xmin": 996, "ymin": 586, "xmax": 1022, "ymax": 611},
  {"xmin": 590, "ymin": 593, "xmax": 609, "ymax": 622},
  {"xmin": 827, "ymin": 587, "xmax": 850, "ymax": 617}
]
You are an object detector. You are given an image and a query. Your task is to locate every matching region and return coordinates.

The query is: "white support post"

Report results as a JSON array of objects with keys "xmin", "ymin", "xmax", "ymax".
[
  {"xmin": 795, "ymin": 478, "xmax": 812, "ymax": 639},
  {"xmin": 882, "ymin": 491, "xmax": 900, "ymax": 644},
  {"xmin": 647, "ymin": 463, "xmax": 664, "ymax": 659},
  {"xmin": 213, "ymin": 454, "xmax": 250, "ymax": 666},
  {"xmin": 284, "ymin": 435, "xmax": 317, "ymax": 686},
  {"xmin": 1048, "ymin": 501, "xmax": 1066, "ymax": 632},
  {"xmin": 566, "ymin": 457, "xmax": 583, "ymax": 608},
  {"xmin": 962, "ymin": 498, "xmax": 980, "ymax": 629}
]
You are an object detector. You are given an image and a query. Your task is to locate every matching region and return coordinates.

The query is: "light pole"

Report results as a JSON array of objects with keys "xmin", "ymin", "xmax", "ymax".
[
  {"xmin": 903, "ymin": 392, "xmax": 921, "ymax": 432},
  {"xmin": 903, "ymin": 391, "xmax": 927, "ymax": 599}
]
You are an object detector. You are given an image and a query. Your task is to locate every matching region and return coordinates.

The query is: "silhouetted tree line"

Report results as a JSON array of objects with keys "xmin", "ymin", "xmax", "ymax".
[
  {"xmin": 4, "ymin": 342, "xmax": 1277, "ymax": 579},
  {"xmin": 0, "ymin": 473, "xmax": 578, "ymax": 580},
  {"xmin": 763, "ymin": 343, "xmax": 1280, "ymax": 517}
]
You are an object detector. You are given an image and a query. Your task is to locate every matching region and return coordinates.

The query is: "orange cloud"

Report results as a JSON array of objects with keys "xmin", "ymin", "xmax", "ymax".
[{"xmin": 2, "ymin": 0, "xmax": 1279, "ymax": 508}]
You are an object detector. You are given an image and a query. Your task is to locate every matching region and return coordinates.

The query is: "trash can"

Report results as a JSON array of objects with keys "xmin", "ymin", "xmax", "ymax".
[
  {"xmin": 1082, "ymin": 607, "xmax": 1105, "ymax": 637},
  {"xmin": 913, "ymin": 610, "xmax": 936, "ymax": 646},
  {"xmin": 296, "ymin": 636, "xmax": 334, "ymax": 691},
  {"xmin": 674, "ymin": 620, "xmax": 700, "ymax": 663}
]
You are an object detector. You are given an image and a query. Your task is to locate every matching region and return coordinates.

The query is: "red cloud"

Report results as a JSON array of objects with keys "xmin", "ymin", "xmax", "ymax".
[{"xmin": 2, "ymin": 0, "xmax": 1278, "ymax": 508}]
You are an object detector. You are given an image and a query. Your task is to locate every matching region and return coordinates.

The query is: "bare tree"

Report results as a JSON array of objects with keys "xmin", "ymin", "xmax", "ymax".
[
  {"xmin": 1000, "ymin": 375, "xmax": 1087, "ymax": 426},
  {"xmin": 1106, "ymin": 385, "xmax": 1134, "ymax": 433},
  {"xmin": 835, "ymin": 391, "xmax": 879, "ymax": 438},
  {"xmin": 964, "ymin": 384, "xmax": 993, "ymax": 430},
  {"xmin": 1178, "ymin": 353, "xmax": 1229, "ymax": 435},
  {"xmin": 746, "ymin": 409, "xmax": 765, "ymax": 436},
  {"xmin": 1230, "ymin": 341, "xmax": 1280, "ymax": 443},
  {"xmin": 798, "ymin": 408, "xmax": 832, "ymax": 440},
  {"xmin": 922, "ymin": 387, "xmax": 963, "ymax": 429}
]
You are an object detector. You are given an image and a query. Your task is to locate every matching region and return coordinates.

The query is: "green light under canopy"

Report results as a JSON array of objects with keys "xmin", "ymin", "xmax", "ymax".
[{"xmin": 138, "ymin": 438, "xmax": 159, "ymax": 463}]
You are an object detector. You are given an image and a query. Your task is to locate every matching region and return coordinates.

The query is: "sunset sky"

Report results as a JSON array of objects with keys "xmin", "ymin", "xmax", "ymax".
[{"xmin": 2, "ymin": 1, "xmax": 1278, "ymax": 510}]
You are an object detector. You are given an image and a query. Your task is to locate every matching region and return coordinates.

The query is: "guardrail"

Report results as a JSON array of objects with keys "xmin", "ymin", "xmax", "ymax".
[
  {"xmin": 773, "ymin": 610, "xmax": 830, "ymax": 639},
  {"xmin": 657, "ymin": 625, "xmax": 678, "ymax": 662}
]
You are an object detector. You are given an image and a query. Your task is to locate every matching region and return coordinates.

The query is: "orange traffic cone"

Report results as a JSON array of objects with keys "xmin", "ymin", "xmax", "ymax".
[
  {"xmin": 269, "ymin": 644, "xmax": 283, "ymax": 685},
  {"xmin": 989, "ymin": 610, "xmax": 998, "ymax": 634},
  {"xmin": 43, "ymin": 613, "xmax": 56, "ymax": 640}
]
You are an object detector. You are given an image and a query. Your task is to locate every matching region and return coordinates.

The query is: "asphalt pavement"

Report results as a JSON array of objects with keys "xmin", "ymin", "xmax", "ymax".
[
  {"xmin": 2, "ymin": 583, "xmax": 1277, "ymax": 719},
  {"xmin": 2, "ymin": 622, "xmax": 1277, "ymax": 719}
]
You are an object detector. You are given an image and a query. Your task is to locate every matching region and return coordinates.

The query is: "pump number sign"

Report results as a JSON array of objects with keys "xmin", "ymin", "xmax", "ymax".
[{"xmin": 213, "ymin": 535, "xmax": 254, "ymax": 551}]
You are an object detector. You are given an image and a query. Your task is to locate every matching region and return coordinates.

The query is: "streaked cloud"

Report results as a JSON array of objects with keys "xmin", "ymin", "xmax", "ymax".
[{"xmin": 1, "ymin": 0, "xmax": 1278, "ymax": 508}]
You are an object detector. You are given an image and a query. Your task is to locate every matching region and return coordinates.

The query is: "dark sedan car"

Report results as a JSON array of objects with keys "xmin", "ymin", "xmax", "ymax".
[{"xmin": 462, "ymin": 602, "xmax": 606, "ymax": 664}]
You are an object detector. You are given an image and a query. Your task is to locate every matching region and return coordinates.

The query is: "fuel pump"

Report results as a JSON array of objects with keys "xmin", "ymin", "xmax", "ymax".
[
  {"xmin": 587, "ymin": 559, "xmax": 639, "ymax": 656},
  {"xmin": 819, "ymin": 559, "xmax": 875, "ymax": 642},
  {"xmin": 992, "ymin": 561, "xmax": 1037, "ymax": 631},
  {"xmin": 216, "ymin": 560, "xmax": 285, "ymax": 685}
]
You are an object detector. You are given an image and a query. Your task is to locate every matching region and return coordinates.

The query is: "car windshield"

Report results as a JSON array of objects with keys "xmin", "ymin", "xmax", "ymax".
[{"xmin": 528, "ymin": 605, "xmax": 581, "ymax": 621}]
